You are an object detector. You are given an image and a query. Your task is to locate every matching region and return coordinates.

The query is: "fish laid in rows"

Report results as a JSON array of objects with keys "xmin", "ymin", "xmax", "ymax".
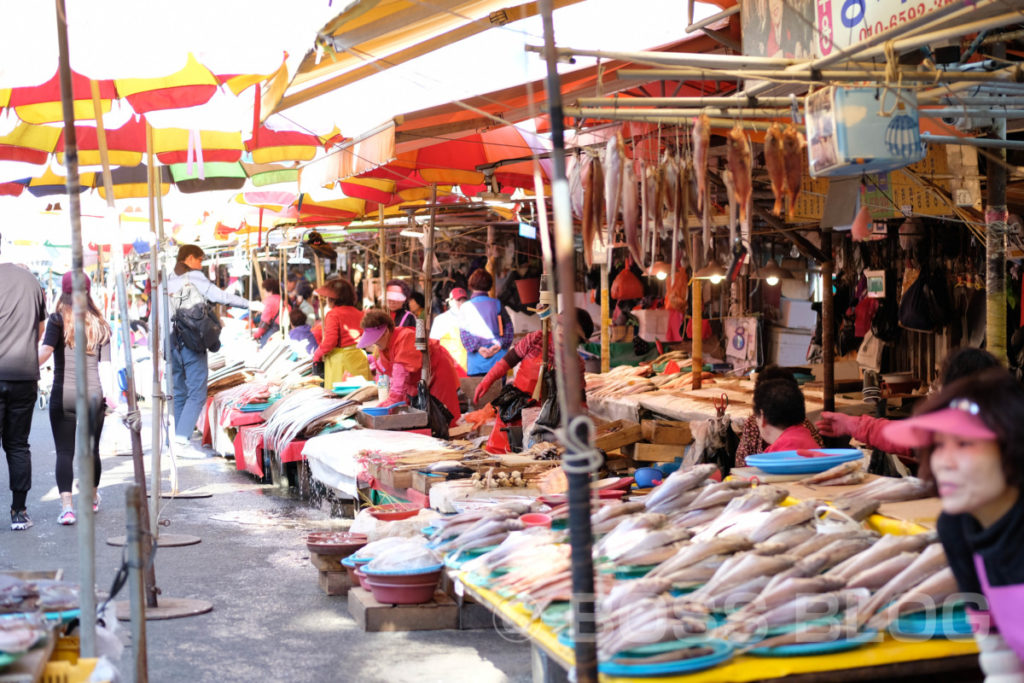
[
  {"xmin": 797, "ymin": 460, "xmax": 865, "ymax": 487},
  {"xmin": 726, "ymin": 122, "xmax": 753, "ymax": 235},
  {"xmin": 438, "ymin": 518, "xmax": 525, "ymax": 552},
  {"xmin": 727, "ymin": 575, "xmax": 847, "ymax": 623},
  {"xmin": 856, "ymin": 542, "xmax": 948, "ymax": 627},
  {"xmin": 828, "ymin": 531, "xmax": 934, "ymax": 581},
  {"xmin": 663, "ymin": 556, "xmax": 731, "ymax": 588},
  {"xmin": 644, "ymin": 464, "xmax": 718, "ymax": 513},
  {"xmin": 846, "ymin": 552, "xmax": 920, "ymax": 591},
  {"xmin": 764, "ymin": 123, "xmax": 786, "ymax": 216},
  {"xmin": 802, "ymin": 535, "xmax": 876, "ymax": 573},
  {"xmin": 693, "ymin": 485, "xmax": 790, "ymax": 541},
  {"xmin": 672, "ymin": 504, "xmax": 726, "ymax": 530},
  {"xmin": 867, "ymin": 567, "xmax": 958, "ymax": 631},
  {"xmin": 725, "ymin": 589, "xmax": 870, "ymax": 641},
  {"xmin": 592, "ymin": 501, "xmax": 647, "ymax": 534},
  {"xmin": 604, "ymin": 134, "xmax": 624, "ymax": 252},
  {"xmin": 599, "ymin": 596, "xmax": 709, "ymax": 660},
  {"xmin": 601, "ymin": 576, "xmax": 674, "ymax": 614},
  {"xmin": 828, "ymin": 497, "xmax": 881, "ymax": 522},
  {"xmin": 693, "ymin": 112, "xmax": 711, "ymax": 215},
  {"xmin": 690, "ymin": 552, "xmax": 797, "ymax": 603},
  {"xmin": 755, "ymin": 524, "xmax": 816, "ymax": 552},
  {"xmin": 686, "ymin": 478, "xmax": 753, "ymax": 511},
  {"xmin": 739, "ymin": 624, "xmax": 862, "ymax": 653},
  {"xmin": 787, "ymin": 528, "xmax": 879, "ymax": 560},
  {"xmin": 781, "ymin": 125, "xmax": 805, "ymax": 218},
  {"xmin": 611, "ymin": 527, "xmax": 693, "ymax": 565},
  {"xmin": 593, "ymin": 513, "xmax": 668, "ymax": 559},
  {"xmin": 622, "ymin": 154, "xmax": 642, "ymax": 266},
  {"xmin": 610, "ymin": 643, "xmax": 717, "ymax": 666},
  {"xmin": 429, "ymin": 503, "xmax": 529, "ymax": 541},
  {"xmin": 648, "ymin": 535, "xmax": 752, "ymax": 579},
  {"xmin": 836, "ymin": 476, "xmax": 933, "ymax": 504},
  {"xmin": 748, "ymin": 499, "xmax": 820, "ymax": 544}
]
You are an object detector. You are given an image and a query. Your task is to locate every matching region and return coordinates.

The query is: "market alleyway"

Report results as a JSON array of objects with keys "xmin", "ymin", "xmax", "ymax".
[{"xmin": 0, "ymin": 405, "xmax": 533, "ymax": 683}]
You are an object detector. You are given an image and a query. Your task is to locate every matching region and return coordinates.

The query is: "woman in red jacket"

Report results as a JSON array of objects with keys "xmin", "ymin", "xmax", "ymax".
[
  {"xmin": 311, "ymin": 278, "xmax": 370, "ymax": 385},
  {"xmin": 358, "ymin": 309, "xmax": 461, "ymax": 426}
]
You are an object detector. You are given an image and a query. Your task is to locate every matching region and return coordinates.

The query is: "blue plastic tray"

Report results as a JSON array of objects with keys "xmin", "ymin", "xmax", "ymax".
[
  {"xmin": 745, "ymin": 449, "xmax": 863, "ymax": 475},
  {"xmin": 889, "ymin": 605, "xmax": 972, "ymax": 639},
  {"xmin": 599, "ymin": 639, "xmax": 734, "ymax": 677},
  {"xmin": 748, "ymin": 629, "xmax": 878, "ymax": 657}
]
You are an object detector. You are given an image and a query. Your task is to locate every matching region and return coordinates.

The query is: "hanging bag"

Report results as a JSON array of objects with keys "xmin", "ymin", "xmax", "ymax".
[{"xmin": 610, "ymin": 257, "xmax": 644, "ymax": 300}]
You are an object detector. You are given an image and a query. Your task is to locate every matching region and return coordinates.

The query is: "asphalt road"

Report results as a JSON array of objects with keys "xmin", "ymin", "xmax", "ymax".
[{"xmin": 0, "ymin": 404, "xmax": 533, "ymax": 683}]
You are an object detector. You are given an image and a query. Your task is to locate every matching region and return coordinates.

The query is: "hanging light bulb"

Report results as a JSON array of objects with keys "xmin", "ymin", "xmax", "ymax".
[
  {"xmin": 694, "ymin": 259, "xmax": 726, "ymax": 284},
  {"xmin": 649, "ymin": 260, "xmax": 671, "ymax": 281},
  {"xmin": 759, "ymin": 261, "xmax": 792, "ymax": 286}
]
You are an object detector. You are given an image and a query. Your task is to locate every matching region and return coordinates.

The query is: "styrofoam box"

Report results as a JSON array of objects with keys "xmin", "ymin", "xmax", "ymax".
[
  {"xmin": 770, "ymin": 327, "xmax": 813, "ymax": 367},
  {"xmin": 779, "ymin": 298, "xmax": 817, "ymax": 330}
]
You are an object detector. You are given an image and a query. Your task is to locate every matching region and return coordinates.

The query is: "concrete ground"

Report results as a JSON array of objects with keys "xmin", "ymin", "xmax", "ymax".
[{"xmin": 0, "ymin": 405, "xmax": 533, "ymax": 683}]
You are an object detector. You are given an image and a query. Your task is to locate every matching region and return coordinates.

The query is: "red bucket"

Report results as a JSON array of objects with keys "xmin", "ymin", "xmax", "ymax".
[{"xmin": 515, "ymin": 278, "xmax": 540, "ymax": 305}]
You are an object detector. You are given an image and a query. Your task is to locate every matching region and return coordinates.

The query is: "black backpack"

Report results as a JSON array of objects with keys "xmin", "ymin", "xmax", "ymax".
[{"xmin": 171, "ymin": 282, "xmax": 222, "ymax": 353}]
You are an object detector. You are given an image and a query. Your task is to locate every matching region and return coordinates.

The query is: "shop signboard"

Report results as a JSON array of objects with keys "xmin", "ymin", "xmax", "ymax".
[
  {"xmin": 741, "ymin": 0, "xmax": 817, "ymax": 58},
  {"xmin": 815, "ymin": 0, "xmax": 958, "ymax": 57}
]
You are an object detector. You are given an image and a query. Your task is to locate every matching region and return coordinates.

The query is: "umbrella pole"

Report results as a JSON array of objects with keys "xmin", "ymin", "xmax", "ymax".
[
  {"xmin": 378, "ymin": 205, "xmax": 387, "ymax": 307},
  {"xmin": 423, "ymin": 185, "xmax": 437, "ymax": 385},
  {"xmin": 86, "ymin": 77, "xmax": 158, "ymax": 608},
  {"xmin": 539, "ymin": 2, "xmax": 599, "ymax": 681},
  {"xmin": 56, "ymin": 1, "xmax": 97, "ymax": 655}
]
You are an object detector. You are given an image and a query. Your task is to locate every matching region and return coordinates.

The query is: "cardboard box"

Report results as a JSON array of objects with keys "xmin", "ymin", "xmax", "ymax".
[
  {"xmin": 769, "ymin": 327, "xmax": 813, "ymax": 367},
  {"xmin": 641, "ymin": 420, "xmax": 693, "ymax": 445},
  {"xmin": 348, "ymin": 588, "xmax": 458, "ymax": 631},
  {"xmin": 635, "ymin": 309, "xmax": 671, "ymax": 340},
  {"xmin": 779, "ymin": 298, "xmax": 817, "ymax": 330}
]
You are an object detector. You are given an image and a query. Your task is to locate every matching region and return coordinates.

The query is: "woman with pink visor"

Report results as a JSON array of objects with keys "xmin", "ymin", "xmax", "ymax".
[{"xmin": 884, "ymin": 367, "xmax": 1024, "ymax": 679}]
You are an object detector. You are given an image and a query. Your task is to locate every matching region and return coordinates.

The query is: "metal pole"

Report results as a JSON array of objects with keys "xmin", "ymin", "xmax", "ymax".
[
  {"xmin": 539, "ymin": 3, "xmax": 597, "ymax": 681},
  {"xmin": 423, "ymin": 185, "xmax": 436, "ymax": 386},
  {"xmin": 56, "ymin": 0, "xmax": 95, "ymax": 656},
  {"xmin": 821, "ymin": 228, "xmax": 835, "ymax": 412},
  {"xmin": 378, "ymin": 206, "xmax": 387, "ymax": 306},
  {"xmin": 86, "ymin": 70, "xmax": 157, "ymax": 608},
  {"xmin": 600, "ymin": 265, "xmax": 610, "ymax": 373},
  {"xmin": 146, "ymin": 125, "xmax": 167, "ymax": 507},
  {"xmin": 691, "ymin": 231, "xmax": 703, "ymax": 390},
  {"xmin": 125, "ymin": 485, "xmax": 148, "ymax": 683},
  {"xmin": 986, "ymin": 45, "xmax": 1009, "ymax": 365},
  {"xmin": 921, "ymin": 134, "xmax": 1024, "ymax": 151}
]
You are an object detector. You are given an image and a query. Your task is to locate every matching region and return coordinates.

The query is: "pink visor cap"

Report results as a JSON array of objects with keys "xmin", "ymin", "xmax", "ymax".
[
  {"xmin": 883, "ymin": 400, "xmax": 999, "ymax": 448},
  {"xmin": 385, "ymin": 289, "xmax": 407, "ymax": 302},
  {"xmin": 357, "ymin": 325, "xmax": 388, "ymax": 349}
]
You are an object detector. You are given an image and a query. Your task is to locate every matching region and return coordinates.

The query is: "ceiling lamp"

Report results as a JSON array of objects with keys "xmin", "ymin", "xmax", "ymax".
[
  {"xmin": 648, "ymin": 260, "xmax": 671, "ymax": 281},
  {"xmin": 694, "ymin": 259, "xmax": 726, "ymax": 285},
  {"xmin": 760, "ymin": 261, "xmax": 793, "ymax": 286}
]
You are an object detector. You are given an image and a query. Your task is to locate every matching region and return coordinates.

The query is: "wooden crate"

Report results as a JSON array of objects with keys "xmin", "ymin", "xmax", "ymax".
[
  {"xmin": 309, "ymin": 551, "xmax": 345, "ymax": 572},
  {"xmin": 318, "ymin": 570, "xmax": 354, "ymax": 596},
  {"xmin": 355, "ymin": 406, "xmax": 428, "ymax": 430},
  {"xmin": 633, "ymin": 443, "xmax": 684, "ymax": 463},
  {"xmin": 411, "ymin": 470, "xmax": 447, "ymax": 495},
  {"xmin": 641, "ymin": 420, "xmax": 693, "ymax": 445},
  {"xmin": 348, "ymin": 588, "xmax": 458, "ymax": 631},
  {"xmin": 378, "ymin": 464, "xmax": 414, "ymax": 491},
  {"xmin": 593, "ymin": 420, "xmax": 644, "ymax": 452}
]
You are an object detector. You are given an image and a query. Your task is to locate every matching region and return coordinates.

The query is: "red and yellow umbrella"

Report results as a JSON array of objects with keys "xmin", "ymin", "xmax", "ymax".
[{"xmin": 5, "ymin": 70, "xmax": 117, "ymax": 124}]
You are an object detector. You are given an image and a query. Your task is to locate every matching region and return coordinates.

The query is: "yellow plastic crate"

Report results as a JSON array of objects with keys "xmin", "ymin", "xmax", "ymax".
[{"xmin": 41, "ymin": 658, "xmax": 101, "ymax": 683}]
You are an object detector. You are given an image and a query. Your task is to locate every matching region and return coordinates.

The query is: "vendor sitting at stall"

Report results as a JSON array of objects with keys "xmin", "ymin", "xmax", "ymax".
[
  {"xmin": 358, "ymin": 309, "xmax": 461, "ymax": 426},
  {"xmin": 253, "ymin": 277, "xmax": 286, "ymax": 347},
  {"xmin": 311, "ymin": 278, "xmax": 371, "ymax": 384},
  {"xmin": 752, "ymin": 378, "xmax": 820, "ymax": 452},
  {"xmin": 287, "ymin": 308, "xmax": 317, "ymax": 356},
  {"xmin": 473, "ymin": 308, "xmax": 593, "ymax": 454},
  {"xmin": 384, "ymin": 279, "xmax": 418, "ymax": 328},
  {"xmin": 736, "ymin": 365, "xmax": 823, "ymax": 466}
]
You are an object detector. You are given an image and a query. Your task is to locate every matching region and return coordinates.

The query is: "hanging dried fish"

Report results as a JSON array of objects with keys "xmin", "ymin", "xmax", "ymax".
[
  {"xmin": 568, "ymin": 152, "xmax": 585, "ymax": 220},
  {"xmin": 782, "ymin": 124, "xmax": 806, "ymax": 218},
  {"xmin": 622, "ymin": 153, "xmax": 642, "ymax": 266},
  {"xmin": 722, "ymin": 168, "xmax": 738, "ymax": 249},
  {"xmin": 726, "ymin": 122, "xmax": 753, "ymax": 250},
  {"xmin": 693, "ymin": 112, "xmax": 710, "ymax": 215},
  {"xmin": 764, "ymin": 123, "xmax": 786, "ymax": 216},
  {"xmin": 581, "ymin": 153, "xmax": 596, "ymax": 267},
  {"xmin": 604, "ymin": 133, "xmax": 623, "ymax": 252}
]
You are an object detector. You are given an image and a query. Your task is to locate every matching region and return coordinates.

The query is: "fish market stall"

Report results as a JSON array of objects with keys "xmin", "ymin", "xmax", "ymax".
[{"xmin": 429, "ymin": 462, "xmax": 980, "ymax": 681}]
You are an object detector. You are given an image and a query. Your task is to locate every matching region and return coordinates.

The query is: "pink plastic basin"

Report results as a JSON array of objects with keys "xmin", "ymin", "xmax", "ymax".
[
  {"xmin": 520, "ymin": 513, "xmax": 552, "ymax": 529},
  {"xmin": 362, "ymin": 569, "xmax": 442, "ymax": 604}
]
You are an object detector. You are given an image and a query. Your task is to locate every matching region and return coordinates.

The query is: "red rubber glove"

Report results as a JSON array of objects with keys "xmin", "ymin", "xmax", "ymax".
[
  {"xmin": 474, "ymin": 358, "xmax": 511, "ymax": 405},
  {"xmin": 253, "ymin": 327, "xmax": 265, "ymax": 340},
  {"xmin": 815, "ymin": 411, "xmax": 858, "ymax": 438}
]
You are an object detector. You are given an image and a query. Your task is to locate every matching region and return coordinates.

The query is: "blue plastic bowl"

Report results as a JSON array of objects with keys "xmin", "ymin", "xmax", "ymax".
[
  {"xmin": 361, "ymin": 406, "xmax": 391, "ymax": 417},
  {"xmin": 634, "ymin": 467, "xmax": 664, "ymax": 488}
]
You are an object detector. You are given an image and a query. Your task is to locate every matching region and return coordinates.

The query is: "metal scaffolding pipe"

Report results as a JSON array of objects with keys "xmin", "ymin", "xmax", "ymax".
[
  {"xmin": 618, "ymin": 65, "xmax": 1024, "ymax": 84},
  {"xmin": 855, "ymin": 10, "xmax": 1024, "ymax": 62},
  {"xmin": 576, "ymin": 96, "xmax": 796, "ymax": 108},
  {"xmin": 921, "ymin": 134, "xmax": 1024, "ymax": 151},
  {"xmin": 685, "ymin": 4, "xmax": 739, "ymax": 33},
  {"xmin": 525, "ymin": 43, "xmax": 803, "ymax": 69}
]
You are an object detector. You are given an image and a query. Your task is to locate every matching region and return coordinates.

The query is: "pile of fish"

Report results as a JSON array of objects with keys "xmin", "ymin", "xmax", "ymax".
[
  {"xmin": 797, "ymin": 460, "xmax": 869, "ymax": 487},
  {"xmin": 426, "ymin": 502, "xmax": 532, "ymax": 554},
  {"xmin": 0, "ymin": 614, "xmax": 46, "ymax": 654},
  {"xmin": 0, "ymin": 575, "xmax": 79, "ymax": 615},
  {"xmin": 834, "ymin": 476, "xmax": 934, "ymax": 504}
]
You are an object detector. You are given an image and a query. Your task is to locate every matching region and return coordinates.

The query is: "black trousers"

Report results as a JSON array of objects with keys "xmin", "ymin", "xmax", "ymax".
[
  {"xmin": 0, "ymin": 380, "xmax": 38, "ymax": 511},
  {"xmin": 50, "ymin": 395, "xmax": 104, "ymax": 495}
]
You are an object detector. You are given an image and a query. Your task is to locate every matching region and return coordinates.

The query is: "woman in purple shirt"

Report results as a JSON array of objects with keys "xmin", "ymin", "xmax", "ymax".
[{"xmin": 885, "ymin": 368, "xmax": 1024, "ymax": 678}]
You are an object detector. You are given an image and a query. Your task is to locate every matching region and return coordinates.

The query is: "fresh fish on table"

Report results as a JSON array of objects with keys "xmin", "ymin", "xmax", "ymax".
[
  {"xmin": 781, "ymin": 124, "xmax": 805, "ymax": 218},
  {"xmin": 594, "ymin": 513, "xmax": 668, "ymax": 559},
  {"xmin": 602, "ymin": 576, "xmax": 674, "ymax": 614},
  {"xmin": 739, "ymin": 624, "xmax": 862, "ymax": 653},
  {"xmin": 828, "ymin": 497, "xmax": 881, "ymax": 522},
  {"xmin": 868, "ymin": 567, "xmax": 958, "ymax": 631},
  {"xmin": 691, "ymin": 485, "xmax": 789, "ymax": 540},
  {"xmin": 592, "ymin": 501, "xmax": 647, "ymax": 534},
  {"xmin": 728, "ymin": 575, "xmax": 848, "ymax": 622},
  {"xmin": 437, "ymin": 518, "xmax": 524, "ymax": 552},
  {"xmin": 846, "ymin": 552, "xmax": 920, "ymax": 591},
  {"xmin": 644, "ymin": 464, "xmax": 719, "ymax": 513},
  {"xmin": 691, "ymin": 552, "xmax": 797, "ymax": 602},
  {"xmin": 836, "ymin": 476, "xmax": 933, "ymax": 504},
  {"xmin": 693, "ymin": 112, "xmax": 710, "ymax": 215},
  {"xmin": 611, "ymin": 527, "xmax": 694, "ymax": 564},
  {"xmin": 672, "ymin": 504, "xmax": 726, "ymax": 530},
  {"xmin": 756, "ymin": 524, "xmax": 816, "ymax": 553},
  {"xmin": 686, "ymin": 479, "xmax": 753, "ymax": 511},
  {"xmin": 704, "ymin": 575, "xmax": 772, "ymax": 612},
  {"xmin": 856, "ymin": 542, "xmax": 948, "ymax": 627},
  {"xmin": 798, "ymin": 459, "xmax": 865, "ymax": 486},
  {"xmin": 764, "ymin": 123, "xmax": 786, "ymax": 216},
  {"xmin": 828, "ymin": 532, "xmax": 934, "ymax": 581},
  {"xmin": 748, "ymin": 499, "xmax": 820, "ymax": 544},
  {"xmin": 787, "ymin": 528, "xmax": 878, "ymax": 559},
  {"xmin": 664, "ymin": 555, "xmax": 730, "ymax": 588},
  {"xmin": 802, "ymin": 535, "xmax": 876, "ymax": 573},
  {"xmin": 741, "ymin": 588, "xmax": 869, "ymax": 638},
  {"xmin": 649, "ymin": 535, "xmax": 752, "ymax": 579},
  {"xmin": 611, "ymin": 644, "xmax": 716, "ymax": 666},
  {"xmin": 622, "ymin": 155, "xmax": 642, "ymax": 266}
]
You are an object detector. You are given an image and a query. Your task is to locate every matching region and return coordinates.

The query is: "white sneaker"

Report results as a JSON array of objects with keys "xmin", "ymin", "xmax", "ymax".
[{"xmin": 176, "ymin": 443, "xmax": 210, "ymax": 460}]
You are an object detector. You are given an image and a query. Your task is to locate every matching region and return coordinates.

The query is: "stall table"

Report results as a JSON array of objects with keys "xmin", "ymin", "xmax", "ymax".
[{"xmin": 454, "ymin": 574, "xmax": 980, "ymax": 683}]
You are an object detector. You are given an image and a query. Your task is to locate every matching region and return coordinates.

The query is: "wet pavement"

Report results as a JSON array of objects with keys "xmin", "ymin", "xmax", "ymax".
[{"xmin": 0, "ymin": 405, "xmax": 533, "ymax": 682}]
